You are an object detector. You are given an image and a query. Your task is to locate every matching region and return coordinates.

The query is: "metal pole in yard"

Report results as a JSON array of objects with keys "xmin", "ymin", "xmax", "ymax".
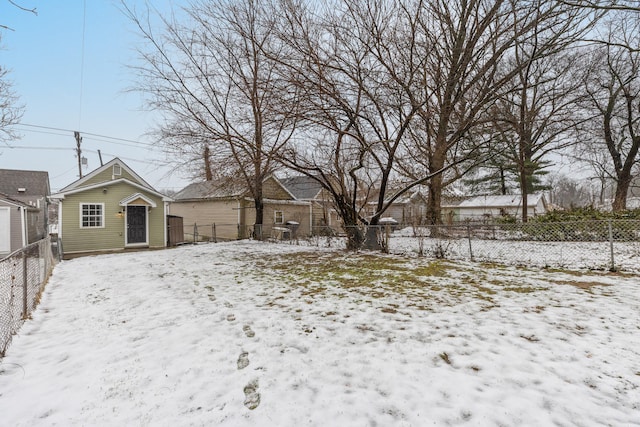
[
  {"xmin": 608, "ymin": 219, "xmax": 615, "ymax": 272},
  {"xmin": 467, "ymin": 224, "xmax": 474, "ymax": 261},
  {"xmin": 22, "ymin": 252, "xmax": 28, "ymax": 319},
  {"xmin": 213, "ymin": 223, "xmax": 217, "ymax": 243},
  {"xmin": 194, "ymin": 223, "xmax": 198, "ymax": 244}
]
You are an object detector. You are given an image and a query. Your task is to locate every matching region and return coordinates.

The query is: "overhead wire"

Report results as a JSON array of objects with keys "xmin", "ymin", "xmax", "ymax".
[
  {"xmin": 78, "ymin": 0, "xmax": 86, "ymax": 129},
  {"xmin": 16, "ymin": 123, "xmax": 157, "ymax": 147}
]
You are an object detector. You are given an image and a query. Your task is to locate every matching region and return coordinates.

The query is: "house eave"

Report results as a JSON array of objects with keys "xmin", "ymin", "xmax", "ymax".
[{"xmin": 52, "ymin": 178, "xmax": 169, "ymax": 201}]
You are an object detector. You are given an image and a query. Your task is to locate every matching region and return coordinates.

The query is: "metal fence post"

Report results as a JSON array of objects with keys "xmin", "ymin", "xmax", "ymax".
[
  {"xmin": 213, "ymin": 223, "xmax": 217, "ymax": 243},
  {"xmin": 467, "ymin": 224, "xmax": 474, "ymax": 261},
  {"xmin": 22, "ymin": 252, "xmax": 28, "ymax": 319},
  {"xmin": 193, "ymin": 223, "xmax": 198, "ymax": 243},
  {"xmin": 608, "ymin": 219, "xmax": 615, "ymax": 272}
]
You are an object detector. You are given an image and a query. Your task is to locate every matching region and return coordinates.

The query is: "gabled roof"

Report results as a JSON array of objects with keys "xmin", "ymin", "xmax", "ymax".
[
  {"xmin": 279, "ymin": 176, "xmax": 323, "ymax": 200},
  {"xmin": 51, "ymin": 178, "xmax": 170, "ymax": 201},
  {"xmin": 385, "ymin": 189, "xmax": 427, "ymax": 205},
  {"xmin": 0, "ymin": 169, "xmax": 50, "ymax": 197},
  {"xmin": 174, "ymin": 175, "xmax": 296, "ymax": 201},
  {"xmin": 0, "ymin": 192, "xmax": 32, "ymax": 208},
  {"xmin": 174, "ymin": 180, "xmax": 247, "ymax": 201},
  {"xmin": 458, "ymin": 193, "xmax": 546, "ymax": 209},
  {"xmin": 119, "ymin": 193, "xmax": 158, "ymax": 208},
  {"xmin": 58, "ymin": 157, "xmax": 154, "ymax": 193}
]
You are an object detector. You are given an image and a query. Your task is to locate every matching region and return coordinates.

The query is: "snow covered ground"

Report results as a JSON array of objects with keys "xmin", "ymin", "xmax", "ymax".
[{"xmin": 1, "ymin": 241, "xmax": 639, "ymax": 426}]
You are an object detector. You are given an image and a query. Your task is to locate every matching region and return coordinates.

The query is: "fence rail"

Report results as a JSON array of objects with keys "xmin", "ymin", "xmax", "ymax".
[
  {"xmin": 362, "ymin": 219, "xmax": 640, "ymax": 272},
  {"xmin": 1, "ymin": 237, "xmax": 56, "ymax": 357},
  {"xmin": 179, "ymin": 222, "xmax": 304, "ymax": 243},
  {"xmin": 174, "ymin": 219, "xmax": 640, "ymax": 272}
]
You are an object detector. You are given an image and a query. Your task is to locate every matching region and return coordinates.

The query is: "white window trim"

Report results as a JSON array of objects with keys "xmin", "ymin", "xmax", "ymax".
[
  {"xmin": 79, "ymin": 202, "xmax": 105, "ymax": 229},
  {"xmin": 274, "ymin": 210, "xmax": 284, "ymax": 224},
  {"xmin": 113, "ymin": 164, "xmax": 122, "ymax": 176}
]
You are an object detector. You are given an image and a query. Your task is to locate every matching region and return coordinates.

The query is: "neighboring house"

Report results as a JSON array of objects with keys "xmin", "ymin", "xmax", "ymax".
[
  {"xmin": 0, "ymin": 168, "xmax": 50, "ymax": 244},
  {"xmin": 366, "ymin": 190, "xmax": 429, "ymax": 226},
  {"xmin": 0, "ymin": 194, "xmax": 40, "ymax": 257},
  {"xmin": 279, "ymin": 175, "xmax": 333, "ymax": 230},
  {"xmin": 51, "ymin": 158, "xmax": 171, "ymax": 257},
  {"xmin": 453, "ymin": 193, "xmax": 549, "ymax": 221},
  {"xmin": 169, "ymin": 176, "xmax": 312, "ymax": 240}
]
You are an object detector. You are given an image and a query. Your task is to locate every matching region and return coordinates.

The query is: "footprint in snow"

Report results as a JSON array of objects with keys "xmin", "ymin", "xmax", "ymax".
[
  {"xmin": 243, "ymin": 325, "xmax": 256, "ymax": 338},
  {"xmin": 237, "ymin": 351, "xmax": 250, "ymax": 370},
  {"xmin": 243, "ymin": 380, "xmax": 261, "ymax": 410},
  {"xmin": 224, "ymin": 301, "xmax": 233, "ymax": 308},
  {"xmin": 227, "ymin": 314, "xmax": 236, "ymax": 322}
]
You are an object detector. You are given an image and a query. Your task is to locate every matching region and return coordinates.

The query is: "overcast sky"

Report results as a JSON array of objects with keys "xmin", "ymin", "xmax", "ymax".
[{"xmin": 1, "ymin": 0, "xmax": 190, "ymax": 193}]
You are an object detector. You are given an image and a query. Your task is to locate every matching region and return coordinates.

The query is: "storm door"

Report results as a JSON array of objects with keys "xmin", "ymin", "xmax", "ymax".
[{"xmin": 126, "ymin": 205, "xmax": 147, "ymax": 244}]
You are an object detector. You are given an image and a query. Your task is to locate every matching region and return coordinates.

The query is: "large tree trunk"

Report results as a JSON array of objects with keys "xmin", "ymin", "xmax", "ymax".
[
  {"xmin": 426, "ymin": 175, "xmax": 443, "ymax": 226},
  {"xmin": 203, "ymin": 146, "xmax": 213, "ymax": 181},
  {"xmin": 339, "ymin": 202, "xmax": 365, "ymax": 251},
  {"xmin": 253, "ymin": 197, "xmax": 264, "ymax": 240},
  {"xmin": 425, "ymin": 143, "xmax": 447, "ymax": 225},
  {"xmin": 252, "ymin": 171, "xmax": 264, "ymax": 239},
  {"xmin": 612, "ymin": 173, "xmax": 631, "ymax": 211}
]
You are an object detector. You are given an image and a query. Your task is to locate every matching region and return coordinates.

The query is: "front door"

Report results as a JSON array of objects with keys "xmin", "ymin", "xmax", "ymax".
[{"xmin": 127, "ymin": 205, "xmax": 147, "ymax": 244}]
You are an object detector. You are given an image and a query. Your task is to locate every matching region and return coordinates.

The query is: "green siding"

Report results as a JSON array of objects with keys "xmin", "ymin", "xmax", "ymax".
[
  {"xmin": 81, "ymin": 163, "xmax": 141, "ymax": 188},
  {"xmin": 61, "ymin": 182, "xmax": 165, "ymax": 254}
]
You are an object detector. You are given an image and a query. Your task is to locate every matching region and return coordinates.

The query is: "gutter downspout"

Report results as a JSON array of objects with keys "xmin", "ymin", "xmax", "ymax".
[
  {"xmin": 20, "ymin": 206, "xmax": 27, "ymax": 246},
  {"xmin": 163, "ymin": 201, "xmax": 168, "ymax": 247}
]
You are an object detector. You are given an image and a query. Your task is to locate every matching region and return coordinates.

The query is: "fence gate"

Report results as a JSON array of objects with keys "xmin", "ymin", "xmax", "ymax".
[{"xmin": 167, "ymin": 215, "xmax": 185, "ymax": 246}]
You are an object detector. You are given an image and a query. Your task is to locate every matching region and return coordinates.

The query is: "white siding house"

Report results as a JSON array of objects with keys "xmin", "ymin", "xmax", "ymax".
[{"xmin": 455, "ymin": 193, "xmax": 548, "ymax": 221}]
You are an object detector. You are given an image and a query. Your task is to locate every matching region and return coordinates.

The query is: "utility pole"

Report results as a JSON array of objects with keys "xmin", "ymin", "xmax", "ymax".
[{"xmin": 74, "ymin": 131, "xmax": 83, "ymax": 178}]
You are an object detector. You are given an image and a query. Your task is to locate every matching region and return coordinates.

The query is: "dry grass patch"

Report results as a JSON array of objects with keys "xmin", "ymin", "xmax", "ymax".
[{"xmin": 550, "ymin": 280, "xmax": 611, "ymax": 290}]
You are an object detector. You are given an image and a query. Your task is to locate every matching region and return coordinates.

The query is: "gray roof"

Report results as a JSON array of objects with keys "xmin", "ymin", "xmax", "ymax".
[
  {"xmin": 280, "ymin": 176, "xmax": 323, "ymax": 200},
  {"xmin": 0, "ymin": 192, "xmax": 31, "ymax": 208},
  {"xmin": 0, "ymin": 169, "xmax": 50, "ymax": 197},
  {"xmin": 174, "ymin": 180, "xmax": 247, "ymax": 200}
]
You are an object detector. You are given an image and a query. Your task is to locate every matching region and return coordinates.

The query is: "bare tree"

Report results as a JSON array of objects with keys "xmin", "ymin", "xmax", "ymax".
[
  {"xmin": 1, "ymin": 0, "xmax": 37, "ymax": 31},
  {"xmin": 125, "ymin": 0, "xmax": 296, "ymax": 234},
  {"xmin": 394, "ymin": 0, "xmax": 596, "ymax": 224},
  {"xmin": 0, "ymin": 36, "xmax": 23, "ymax": 142},
  {"xmin": 578, "ymin": 16, "xmax": 640, "ymax": 211},
  {"xmin": 272, "ymin": 0, "xmax": 468, "ymax": 249},
  {"xmin": 487, "ymin": 1, "xmax": 598, "ymax": 221}
]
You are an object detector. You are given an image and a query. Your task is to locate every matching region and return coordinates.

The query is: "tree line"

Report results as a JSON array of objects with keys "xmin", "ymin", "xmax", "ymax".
[{"xmin": 122, "ymin": 0, "xmax": 640, "ymax": 249}]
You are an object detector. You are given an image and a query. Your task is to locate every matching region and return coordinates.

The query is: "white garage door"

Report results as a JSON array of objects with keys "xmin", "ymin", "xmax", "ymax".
[{"xmin": 0, "ymin": 207, "xmax": 10, "ymax": 253}]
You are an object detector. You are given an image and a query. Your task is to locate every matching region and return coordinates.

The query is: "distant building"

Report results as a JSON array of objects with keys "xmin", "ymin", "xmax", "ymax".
[
  {"xmin": 170, "ymin": 175, "xmax": 312, "ymax": 240},
  {"xmin": 452, "ymin": 193, "xmax": 549, "ymax": 221},
  {"xmin": 0, "ymin": 169, "xmax": 51, "ymax": 257}
]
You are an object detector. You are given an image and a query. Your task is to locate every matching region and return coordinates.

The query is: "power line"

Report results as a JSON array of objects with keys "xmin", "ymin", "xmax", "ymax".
[
  {"xmin": 2, "ymin": 145, "xmax": 74, "ymax": 151},
  {"xmin": 17, "ymin": 123, "xmax": 157, "ymax": 147},
  {"xmin": 78, "ymin": 0, "xmax": 87, "ymax": 129}
]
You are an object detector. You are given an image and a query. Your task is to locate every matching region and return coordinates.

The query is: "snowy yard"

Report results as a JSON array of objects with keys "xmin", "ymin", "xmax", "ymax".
[{"xmin": 1, "ymin": 241, "xmax": 639, "ymax": 426}]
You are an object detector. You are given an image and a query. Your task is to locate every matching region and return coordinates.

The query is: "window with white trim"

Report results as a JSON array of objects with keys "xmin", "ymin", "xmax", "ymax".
[
  {"xmin": 274, "ymin": 210, "xmax": 284, "ymax": 224},
  {"xmin": 113, "ymin": 164, "xmax": 122, "ymax": 176},
  {"xmin": 80, "ymin": 203, "xmax": 104, "ymax": 228}
]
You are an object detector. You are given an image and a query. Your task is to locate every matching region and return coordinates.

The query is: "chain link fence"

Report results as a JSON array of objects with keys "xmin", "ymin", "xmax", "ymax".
[
  {"xmin": 180, "ymin": 223, "xmax": 304, "ymax": 243},
  {"xmin": 176, "ymin": 219, "xmax": 639, "ymax": 272},
  {"xmin": 376, "ymin": 220, "xmax": 640, "ymax": 272},
  {"xmin": 1, "ymin": 237, "xmax": 56, "ymax": 357}
]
